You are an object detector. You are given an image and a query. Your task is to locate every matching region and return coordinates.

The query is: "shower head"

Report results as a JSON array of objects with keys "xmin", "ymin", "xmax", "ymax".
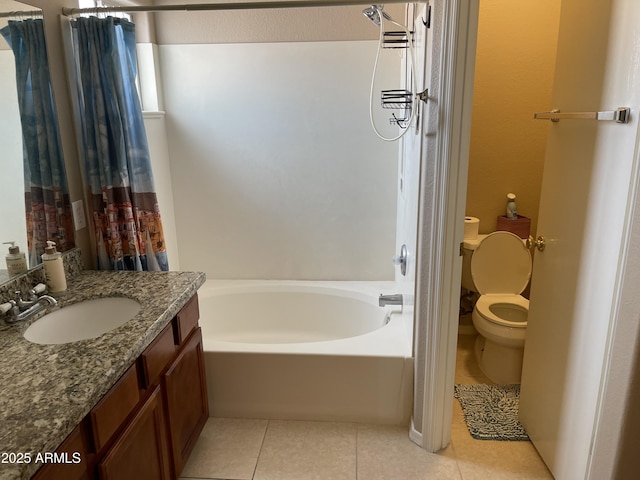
[{"xmin": 362, "ymin": 4, "xmax": 392, "ymax": 27}]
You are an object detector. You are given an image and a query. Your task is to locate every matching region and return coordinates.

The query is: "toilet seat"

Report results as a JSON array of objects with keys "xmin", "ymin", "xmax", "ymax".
[
  {"xmin": 475, "ymin": 294, "xmax": 529, "ymax": 328},
  {"xmin": 471, "ymin": 231, "xmax": 532, "ymax": 328},
  {"xmin": 471, "ymin": 231, "xmax": 532, "ymax": 295}
]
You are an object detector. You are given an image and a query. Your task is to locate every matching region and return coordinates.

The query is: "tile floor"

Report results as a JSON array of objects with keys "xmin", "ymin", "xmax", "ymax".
[{"xmin": 180, "ymin": 333, "xmax": 554, "ymax": 480}]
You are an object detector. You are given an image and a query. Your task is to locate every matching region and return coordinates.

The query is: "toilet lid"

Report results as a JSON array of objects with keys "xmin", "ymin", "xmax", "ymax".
[{"xmin": 471, "ymin": 231, "xmax": 532, "ymax": 295}]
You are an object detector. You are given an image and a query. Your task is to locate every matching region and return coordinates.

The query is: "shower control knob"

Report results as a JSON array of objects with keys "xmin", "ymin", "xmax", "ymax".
[{"xmin": 392, "ymin": 244, "xmax": 408, "ymax": 276}]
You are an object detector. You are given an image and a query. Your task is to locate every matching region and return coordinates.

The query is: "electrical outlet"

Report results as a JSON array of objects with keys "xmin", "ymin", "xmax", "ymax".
[{"xmin": 72, "ymin": 200, "xmax": 87, "ymax": 231}]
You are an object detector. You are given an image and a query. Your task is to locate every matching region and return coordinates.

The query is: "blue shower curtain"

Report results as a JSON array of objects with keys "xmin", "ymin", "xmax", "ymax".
[
  {"xmin": 1, "ymin": 19, "xmax": 74, "ymax": 266},
  {"xmin": 71, "ymin": 16, "xmax": 169, "ymax": 271}
]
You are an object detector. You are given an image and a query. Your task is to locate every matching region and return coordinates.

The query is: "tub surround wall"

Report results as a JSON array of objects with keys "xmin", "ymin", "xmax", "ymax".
[
  {"xmin": 0, "ymin": 269, "xmax": 205, "ymax": 479},
  {"xmin": 396, "ymin": 4, "xmax": 427, "ymax": 345},
  {"xmin": 141, "ymin": 3, "xmax": 404, "ymax": 280},
  {"xmin": 160, "ymin": 40, "xmax": 400, "ymax": 280}
]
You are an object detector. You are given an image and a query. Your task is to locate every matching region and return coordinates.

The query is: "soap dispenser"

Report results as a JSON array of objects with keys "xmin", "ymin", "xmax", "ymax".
[
  {"xmin": 42, "ymin": 241, "xmax": 67, "ymax": 293},
  {"xmin": 506, "ymin": 193, "xmax": 518, "ymax": 220},
  {"xmin": 3, "ymin": 241, "xmax": 27, "ymax": 277}
]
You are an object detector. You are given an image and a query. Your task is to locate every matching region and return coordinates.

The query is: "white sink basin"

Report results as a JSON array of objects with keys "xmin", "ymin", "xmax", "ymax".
[{"xmin": 23, "ymin": 297, "xmax": 141, "ymax": 345}]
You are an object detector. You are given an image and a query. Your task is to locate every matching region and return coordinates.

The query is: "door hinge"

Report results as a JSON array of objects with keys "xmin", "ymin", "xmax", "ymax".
[{"xmin": 459, "ymin": 242, "xmax": 464, "ymax": 256}]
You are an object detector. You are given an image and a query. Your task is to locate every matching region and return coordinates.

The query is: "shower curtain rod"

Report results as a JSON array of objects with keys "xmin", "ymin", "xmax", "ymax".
[
  {"xmin": 62, "ymin": 0, "xmax": 414, "ymax": 17},
  {"xmin": 0, "ymin": 10, "xmax": 43, "ymax": 18}
]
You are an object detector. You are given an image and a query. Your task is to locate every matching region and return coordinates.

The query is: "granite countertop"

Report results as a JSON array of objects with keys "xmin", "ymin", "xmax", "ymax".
[{"xmin": 0, "ymin": 270, "xmax": 206, "ymax": 480}]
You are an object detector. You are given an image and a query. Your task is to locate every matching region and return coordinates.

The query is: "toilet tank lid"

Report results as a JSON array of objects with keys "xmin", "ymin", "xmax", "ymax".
[{"xmin": 471, "ymin": 231, "xmax": 532, "ymax": 295}]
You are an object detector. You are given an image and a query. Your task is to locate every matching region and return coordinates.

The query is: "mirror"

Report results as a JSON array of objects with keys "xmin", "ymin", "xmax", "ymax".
[
  {"xmin": 0, "ymin": 0, "xmax": 73, "ymax": 285},
  {"xmin": 0, "ymin": 1, "xmax": 31, "ymax": 283}
]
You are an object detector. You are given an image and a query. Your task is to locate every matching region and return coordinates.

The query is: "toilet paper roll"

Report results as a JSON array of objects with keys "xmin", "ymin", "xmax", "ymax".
[{"xmin": 464, "ymin": 216, "xmax": 480, "ymax": 239}]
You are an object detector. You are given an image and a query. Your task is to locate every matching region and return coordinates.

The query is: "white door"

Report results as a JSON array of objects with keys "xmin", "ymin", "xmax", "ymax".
[{"xmin": 518, "ymin": 0, "xmax": 640, "ymax": 478}]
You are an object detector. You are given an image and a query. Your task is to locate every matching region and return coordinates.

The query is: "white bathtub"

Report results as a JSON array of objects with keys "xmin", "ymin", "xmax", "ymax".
[{"xmin": 198, "ymin": 280, "xmax": 414, "ymax": 425}]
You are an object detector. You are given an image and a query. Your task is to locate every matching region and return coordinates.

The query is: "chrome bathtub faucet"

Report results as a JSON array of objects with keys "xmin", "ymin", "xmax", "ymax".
[
  {"xmin": 379, "ymin": 294, "xmax": 403, "ymax": 307},
  {"xmin": 0, "ymin": 284, "xmax": 57, "ymax": 324}
]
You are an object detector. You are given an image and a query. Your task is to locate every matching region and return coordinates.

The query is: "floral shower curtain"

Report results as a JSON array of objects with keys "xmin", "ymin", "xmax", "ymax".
[
  {"xmin": 1, "ymin": 19, "xmax": 74, "ymax": 266},
  {"xmin": 71, "ymin": 16, "xmax": 168, "ymax": 271}
]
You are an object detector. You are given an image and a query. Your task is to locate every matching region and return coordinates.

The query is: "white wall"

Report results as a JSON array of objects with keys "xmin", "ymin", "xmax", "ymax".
[
  {"xmin": 0, "ymin": 51, "xmax": 28, "ymax": 256},
  {"xmin": 138, "ymin": 43, "xmax": 181, "ymax": 271},
  {"xmin": 466, "ymin": 0, "xmax": 560, "ymax": 236},
  {"xmin": 159, "ymin": 40, "xmax": 401, "ymax": 280},
  {"xmin": 144, "ymin": 113, "xmax": 181, "ymax": 270},
  {"xmin": 151, "ymin": 2, "xmax": 405, "ymax": 44}
]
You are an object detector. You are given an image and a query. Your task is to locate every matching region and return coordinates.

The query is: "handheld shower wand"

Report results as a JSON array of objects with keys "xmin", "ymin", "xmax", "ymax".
[{"xmin": 362, "ymin": 4, "xmax": 418, "ymax": 142}]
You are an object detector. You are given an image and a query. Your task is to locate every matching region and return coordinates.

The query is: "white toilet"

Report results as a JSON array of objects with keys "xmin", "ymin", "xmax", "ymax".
[{"xmin": 469, "ymin": 231, "xmax": 532, "ymax": 384}]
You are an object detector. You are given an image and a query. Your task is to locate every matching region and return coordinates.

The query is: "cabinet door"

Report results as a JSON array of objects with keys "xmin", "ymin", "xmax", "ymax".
[
  {"xmin": 98, "ymin": 385, "xmax": 171, "ymax": 480},
  {"xmin": 32, "ymin": 418, "xmax": 95, "ymax": 480},
  {"xmin": 163, "ymin": 327, "xmax": 208, "ymax": 477}
]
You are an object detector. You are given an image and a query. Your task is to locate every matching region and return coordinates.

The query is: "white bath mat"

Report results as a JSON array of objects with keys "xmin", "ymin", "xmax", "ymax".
[{"xmin": 454, "ymin": 384, "xmax": 529, "ymax": 441}]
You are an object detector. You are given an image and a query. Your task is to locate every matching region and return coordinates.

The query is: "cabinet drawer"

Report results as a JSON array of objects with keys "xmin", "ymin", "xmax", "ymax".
[
  {"xmin": 90, "ymin": 364, "xmax": 140, "ymax": 452},
  {"xmin": 176, "ymin": 295, "xmax": 199, "ymax": 344},
  {"xmin": 140, "ymin": 322, "xmax": 177, "ymax": 387}
]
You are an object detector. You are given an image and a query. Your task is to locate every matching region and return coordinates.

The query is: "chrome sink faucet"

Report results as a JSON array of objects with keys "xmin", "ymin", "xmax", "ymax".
[
  {"xmin": 0, "ymin": 284, "xmax": 58, "ymax": 324},
  {"xmin": 379, "ymin": 293, "xmax": 403, "ymax": 307}
]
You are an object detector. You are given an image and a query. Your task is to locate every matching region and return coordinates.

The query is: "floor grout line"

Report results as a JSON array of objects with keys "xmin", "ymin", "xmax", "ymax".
[
  {"xmin": 250, "ymin": 418, "xmax": 269, "ymax": 480},
  {"xmin": 354, "ymin": 423, "xmax": 359, "ymax": 480},
  {"xmin": 448, "ymin": 437, "xmax": 465, "ymax": 480}
]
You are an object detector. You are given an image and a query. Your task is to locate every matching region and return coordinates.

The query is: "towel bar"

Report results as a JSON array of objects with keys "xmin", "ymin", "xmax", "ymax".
[{"xmin": 534, "ymin": 107, "xmax": 630, "ymax": 124}]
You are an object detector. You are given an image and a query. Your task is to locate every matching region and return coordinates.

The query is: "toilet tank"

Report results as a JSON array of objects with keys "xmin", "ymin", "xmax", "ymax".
[{"xmin": 461, "ymin": 234, "xmax": 487, "ymax": 292}]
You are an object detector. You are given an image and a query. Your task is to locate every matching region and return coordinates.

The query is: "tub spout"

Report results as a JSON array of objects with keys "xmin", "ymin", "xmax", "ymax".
[{"xmin": 379, "ymin": 294, "xmax": 403, "ymax": 307}]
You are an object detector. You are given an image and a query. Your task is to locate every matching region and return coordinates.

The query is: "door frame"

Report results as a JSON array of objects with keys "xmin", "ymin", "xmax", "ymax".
[
  {"xmin": 410, "ymin": 0, "xmax": 478, "ymax": 452},
  {"xmin": 415, "ymin": 2, "xmax": 640, "ymax": 478}
]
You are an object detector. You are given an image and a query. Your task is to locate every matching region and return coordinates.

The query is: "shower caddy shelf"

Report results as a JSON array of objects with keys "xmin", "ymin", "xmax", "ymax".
[
  {"xmin": 381, "ymin": 89, "xmax": 412, "ymax": 109},
  {"xmin": 381, "ymin": 88, "xmax": 429, "ymax": 128},
  {"xmin": 382, "ymin": 30, "xmax": 414, "ymax": 49},
  {"xmin": 381, "ymin": 89, "xmax": 412, "ymax": 127}
]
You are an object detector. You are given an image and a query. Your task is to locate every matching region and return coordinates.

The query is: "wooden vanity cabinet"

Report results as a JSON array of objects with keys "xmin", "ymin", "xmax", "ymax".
[{"xmin": 30, "ymin": 294, "xmax": 207, "ymax": 480}]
